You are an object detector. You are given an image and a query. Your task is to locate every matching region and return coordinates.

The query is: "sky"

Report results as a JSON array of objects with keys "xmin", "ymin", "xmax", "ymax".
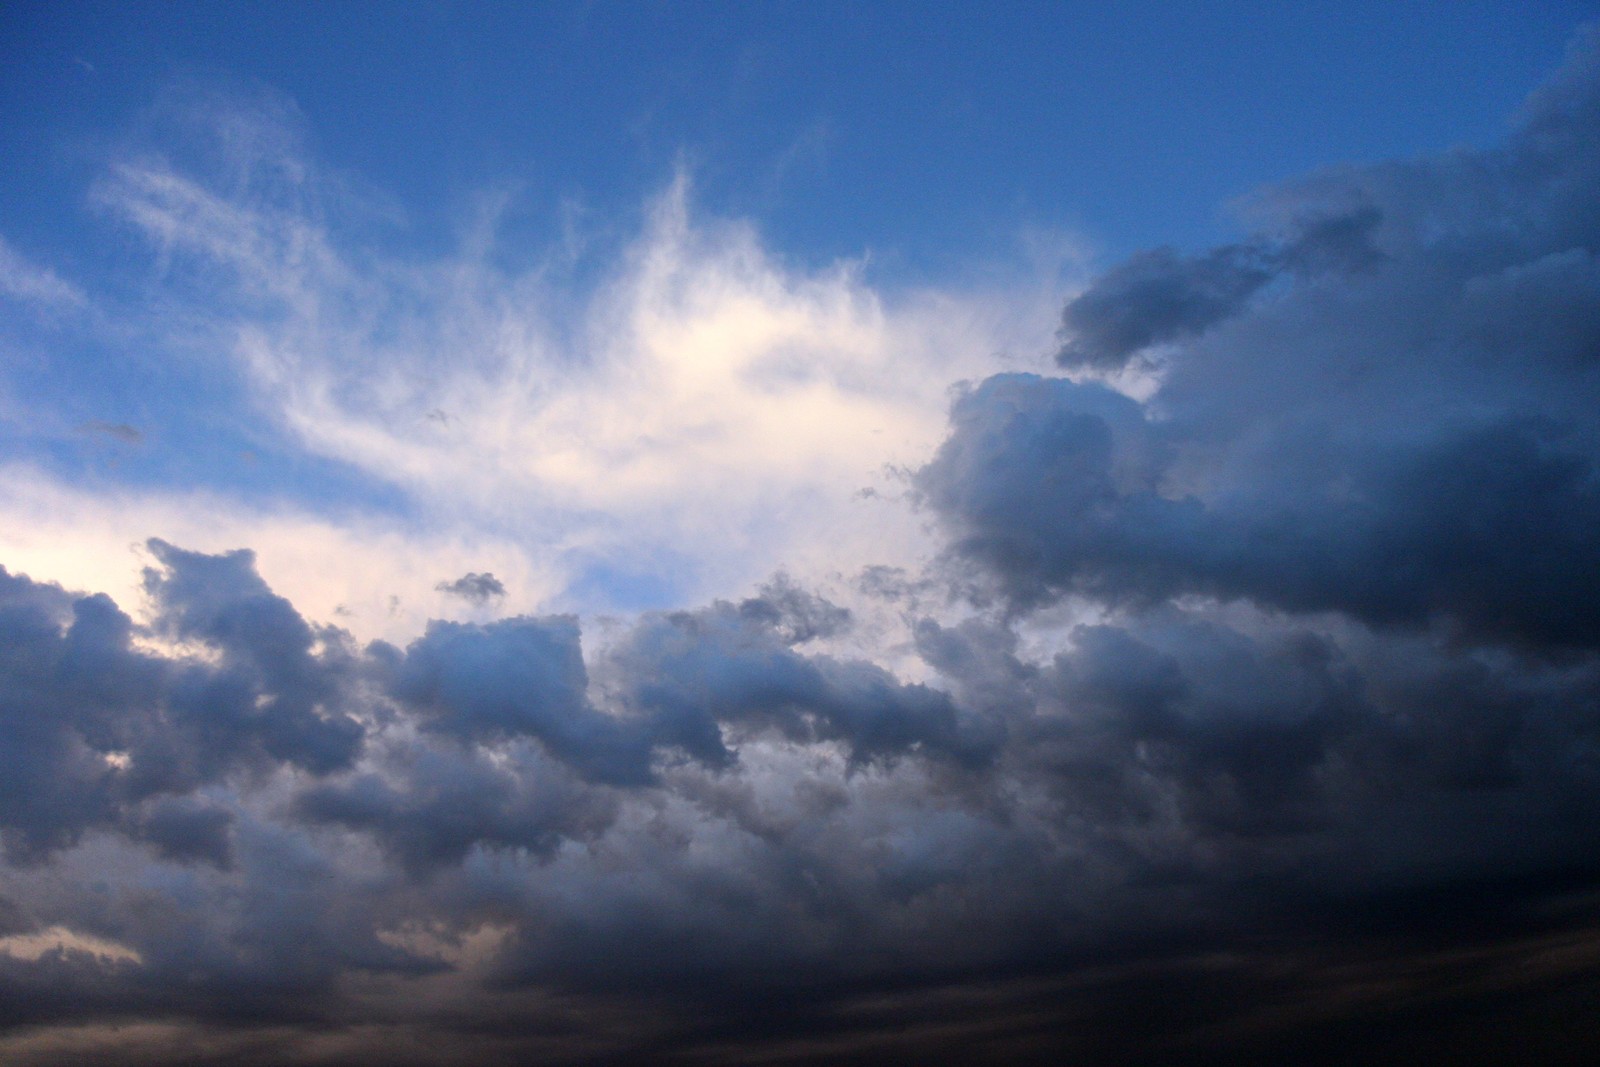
[{"xmin": 3, "ymin": 2, "xmax": 1600, "ymax": 1063}]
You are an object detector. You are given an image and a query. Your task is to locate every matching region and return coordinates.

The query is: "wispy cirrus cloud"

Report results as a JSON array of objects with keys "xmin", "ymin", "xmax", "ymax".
[
  {"xmin": 84, "ymin": 97, "xmax": 1067, "ymax": 613},
  {"xmin": 0, "ymin": 237, "xmax": 86, "ymax": 315}
]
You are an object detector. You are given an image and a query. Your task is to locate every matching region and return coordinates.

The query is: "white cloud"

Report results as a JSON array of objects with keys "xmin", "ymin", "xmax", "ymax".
[
  {"xmin": 87, "ymin": 109, "xmax": 1076, "ymax": 613},
  {"xmin": 0, "ymin": 926, "xmax": 141, "ymax": 965},
  {"xmin": 0, "ymin": 236, "xmax": 86, "ymax": 312}
]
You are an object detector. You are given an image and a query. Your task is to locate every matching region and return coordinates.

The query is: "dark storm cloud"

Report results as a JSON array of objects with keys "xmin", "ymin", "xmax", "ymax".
[
  {"xmin": 129, "ymin": 795, "xmax": 236, "ymax": 868},
  {"xmin": 598, "ymin": 597, "xmax": 1001, "ymax": 771},
  {"xmin": 0, "ymin": 568, "xmax": 128, "ymax": 860},
  {"xmin": 0, "ymin": 543, "xmax": 366, "ymax": 863},
  {"xmin": 144, "ymin": 539, "xmax": 366, "ymax": 774},
  {"xmin": 926, "ymin": 32, "xmax": 1600, "ymax": 652},
  {"xmin": 917, "ymin": 375, "xmax": 1600, "ymax": 647},
  {"xmin": 434, "ymin": 571, "xmax": 505, "ymax": 603},
  {"xmin": 1, "ymin": 538, "xmax": 1001, "ymax": 877},
  {"xmin": 295, "ymin": 741, "xmax": 617, "ymax": 872},
  {"xmin": 367, "ymin": 583, "xmax": 980, "ymax": 793},
  {"xmin": 382, "ymin": 615, "xmax": 651, "ymax": 781}
]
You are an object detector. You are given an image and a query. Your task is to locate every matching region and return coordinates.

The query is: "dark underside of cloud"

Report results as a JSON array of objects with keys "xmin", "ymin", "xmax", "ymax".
[
  {"xmin": 435, "ymin": 571, "xmax": 505, "ymax": 604},
  {"xmin": 6, "ymin": 30, "xmax": 1600, "ymax": 1067}
]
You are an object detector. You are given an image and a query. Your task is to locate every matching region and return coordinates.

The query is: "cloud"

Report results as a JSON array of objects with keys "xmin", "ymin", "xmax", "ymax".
[
  {"xmin": 0, "ymin": 540, "xmax": 370, "ymax": 864},
  {"xmin": 434, "ymin": 572, "xmax": 505, "ymax": 604},
  {"xmin": 295, "ymin": 741, "xmax": 617, "ymax": 873},
  {"xmin": 918, "ymin": 375, "xmax": 1600, "ymax": 648},
  {"xmin": 85, "ymin": 96, "xmax": 1065, "ymax": 610},
  {"xmin": 595, "ymin": 595, "xmax": 1001, "ymax": 772},
  {"xmin": 385, "ymin": 614, "xmax": 649, "ymax": 781},
  {"xmin": 141, "ymin": 538, "xmax": 366, "ymax": 775},
  {"xmin": 1054, "ymin": 207, "xmax": 1383, "ymax": 371},
  {"xmin": 5, "ymin": 33, "xmax": 1600, "ymax": 1066},
  {"xmin": 0, "ymin": 237, "xmax": 86, "ymax": 314},
  {"xmin": 924, "ymin": 30, "xmax": 1600, "ymax": 653},
  {"xmin": 79, "ymin": 422, "xmax": 143, "ymax": 445}
]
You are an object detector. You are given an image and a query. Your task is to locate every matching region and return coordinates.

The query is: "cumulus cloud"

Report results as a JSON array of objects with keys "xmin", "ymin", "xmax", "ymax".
[
  {"xmin": 595, "ymin": 595, "xmax": 1001, "ymax": 772},
  {"xmin": 926, "ymin": 32, "xmax": 1600, "ymax": 653},
  {"xmin": 0, "ymin": 545, "xmax": 361, "ymax": 864},
  {"xmin": 0, "ymin": 465, "xmax": 565, "ymax": 645},
  {"xmin": 295, "ymin": 740, "xmax": 617, "ymax": 873}
]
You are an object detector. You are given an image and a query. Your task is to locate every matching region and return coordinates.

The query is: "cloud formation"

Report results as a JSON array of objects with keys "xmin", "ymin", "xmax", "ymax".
[
  {"xmin": 80, "ymin": 105, "xmax": 1055, "ymax": 612},
  {"xmin": 926, "ymin": 33, "xmax": 1600, "ymax": 653},
  {"xmin": 4, "ymin": 28, "xmax": 1600, "ymax": 1067},
  {"xmin": 0, "ymin": 237, "xmax": 86, "ymax": 314},
  {"xmin": 0, "ymin": 540, "xmax": 367, "ymax": 865},
  {"xmin": 1054, "ymin": 205, "xmax": 1384, "ymax": 371}
]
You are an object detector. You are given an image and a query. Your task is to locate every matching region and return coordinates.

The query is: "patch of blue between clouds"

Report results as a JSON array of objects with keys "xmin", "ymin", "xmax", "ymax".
[{"xmin": 561, "ymin": 554, "xmax": 698, "ymax": 615}]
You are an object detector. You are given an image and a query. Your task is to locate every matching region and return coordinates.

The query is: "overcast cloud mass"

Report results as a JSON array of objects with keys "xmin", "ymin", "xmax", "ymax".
[{"xmin": 3, "ymin": 8, "xmax": 1600, "ymax": 1065}]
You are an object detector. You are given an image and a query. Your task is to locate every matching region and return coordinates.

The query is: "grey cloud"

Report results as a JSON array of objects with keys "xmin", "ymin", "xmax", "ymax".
[
  {"xmin": 1275, "ymin": 205, "xmax": 1387, "ymax": 275},
  {"xmin": 295, "ymin": 742, "xmax": 617, "ymax": 873},
  {"xmin": 1032, "ymin": 617, "xmax": 1371, "ymax": 836},
  {"xmin": 908, "ymin": 603, "xmax": 1600, "ymax": 926},
  {"xmin": 736, "ymin": 573, "xmax": 852, "ymax": 644},
  {"xmin": 130, "ymin": 795, "xmax": 236, "ymax": 868},
  {"xmin": 1057, "ymin": 242, "xmax": 1276, "ymax": 370},
  {"xmin": 1055, "ymin": 206, "xmax": 1384, "ymax": 371},
  {"xmin": 435, "ymin": 571, "xmax": 504, "ymax": 603},
  {"xmin": 0, "ymin": 569, "xmax": 126, "ymax": 860},
  {"xmin": 144, "ymin": 539, "xmax": 365, "ymax": 775},
  {"xmin": 0, "ymin": 542, "xmax": 367, "ymax": 864},
  {"xmin": 7, "ymin": 553, "xmax": 1600, "ymax": 1060},
  {"xmin": 927, "ymin": 37, "xmax": 1600, "ymax": 653},
  {"xmin": 385, "ymin": 615, "xmax": 647, "ymax": 782},
  {"xmin": 919, "ymin": 379, "xmax": 1600, "ymax": 648},
  {"xmin": 0, "ymin": 551, "xmax": 1024, "ymax": 1050},
  {"xmin": 292, "ymin": 588, "xmax": 993, "ymax": 883},
  {"xmin": 600, "ymin": 599, "xmax": 1001, "ymax": 772}
]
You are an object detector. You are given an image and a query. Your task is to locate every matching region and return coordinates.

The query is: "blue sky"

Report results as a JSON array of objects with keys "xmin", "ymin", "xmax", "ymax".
[
  {"xmin": 4, "ymin": 4, "xmax": 1600, "ymax": 1065},
  {"xmin": 5, "ymin": 1, "xmax": 1590, "ymax": 269}
]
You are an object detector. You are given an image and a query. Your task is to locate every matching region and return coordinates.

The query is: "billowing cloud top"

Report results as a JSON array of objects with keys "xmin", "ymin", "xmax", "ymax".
[
  {"xmin": 3, "ymin": 26, "xmax": 1600, "ymax": 1067},
  {"xmin": 927, "ymin": 43, "xmax": 1600, "ymax": 651}
]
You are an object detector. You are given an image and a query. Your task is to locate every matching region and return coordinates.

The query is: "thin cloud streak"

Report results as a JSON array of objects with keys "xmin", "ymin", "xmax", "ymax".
[{"xmin": 0, "ymin": 237, "xmax": 87, "ymax": 314}]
